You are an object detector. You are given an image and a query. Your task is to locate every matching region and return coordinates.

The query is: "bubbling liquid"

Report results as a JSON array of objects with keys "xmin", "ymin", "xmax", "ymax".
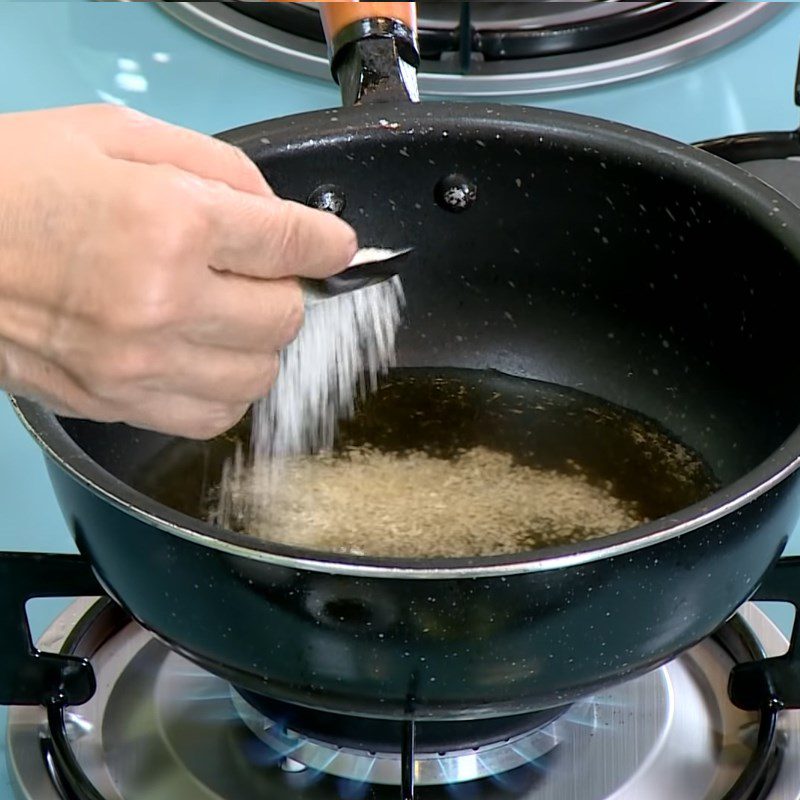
[{"xmin": 200, "ymin": 369, "xmax": 718, "ymax": 558}]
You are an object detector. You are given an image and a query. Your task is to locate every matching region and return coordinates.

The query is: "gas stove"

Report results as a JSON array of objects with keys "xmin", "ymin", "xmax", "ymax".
[
  {"xmin": 161, "ymin": 1, "xmax": 785, "ymax": 96},
  {"xmin": 5, "ymin": 2, "xmax": 800, "ymax": 800},
  {"xmin": 6, "ymin": 599, "xmax": 800, "ymax": 800}
]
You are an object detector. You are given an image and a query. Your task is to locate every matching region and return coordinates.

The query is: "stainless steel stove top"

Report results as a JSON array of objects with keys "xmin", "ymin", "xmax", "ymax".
[
  {"xmin": 159, "ymin": 1, "xmax": 784, "ymax": 96},
  {"xmin": 7, "ymin": 601, "xmax": 800, "ymax": 800}
]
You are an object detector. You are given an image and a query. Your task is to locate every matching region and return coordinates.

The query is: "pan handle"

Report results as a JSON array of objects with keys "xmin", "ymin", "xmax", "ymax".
[
  {"xmin": 694, "ymin": 38, "xmax": 800, "ymax": 163},
  {"xmin": 730, "ymin": 556, "xmax": 800, "ymax": 711},
  {"xmin": 0, "ymin": 551, "xmax": 104, "ymax": 706},
  {"xmin": 318, "ymin": 2, "xmax": 420, "ymax": 107},
  {"xmin": 694, "ymin": 130, "xmax": 800, "ymax": 163}
]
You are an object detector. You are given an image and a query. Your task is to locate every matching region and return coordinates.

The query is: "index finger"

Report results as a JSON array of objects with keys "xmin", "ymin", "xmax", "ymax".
[{"xmin": 205, "ymin": 181, "xmax": 359, "ymax": 280}]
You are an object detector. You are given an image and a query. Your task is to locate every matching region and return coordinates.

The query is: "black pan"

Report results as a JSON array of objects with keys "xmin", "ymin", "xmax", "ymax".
[{"xmin": 5, "ymin": 8, "xmax": 800, "ymax": 738}]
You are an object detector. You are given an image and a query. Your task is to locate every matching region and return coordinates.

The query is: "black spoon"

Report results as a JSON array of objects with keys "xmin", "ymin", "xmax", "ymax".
[{"xmin": 303, "ymin": 247, "xmax": 414, "ymax": 302}]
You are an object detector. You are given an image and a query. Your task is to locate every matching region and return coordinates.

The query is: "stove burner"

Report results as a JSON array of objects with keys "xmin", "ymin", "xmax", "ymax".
[
  {"xmin": 228, "ymin": 1, "xmax": 713, "ymax": 61},
  {"xmin": 231, "ymin": 690, "xmax": 564, "ymax": 786},
  {"xmin": 6, "ymin": 600, "xmax": 800, "ymax": 800},
  {"xmin": 234, "ymin": 689, "xmax": 569, "ymax": 753},
  {"xmin": 157, "ymin": 2, "xmax": 784, "ymax": 96}
]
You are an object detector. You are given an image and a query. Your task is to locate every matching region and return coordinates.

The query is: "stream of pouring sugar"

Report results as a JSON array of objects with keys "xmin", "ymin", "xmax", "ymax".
[
  {"xmin": 214, "ymin": 275, "xmax": 406, "ymax": 528},
  {"xmin": 254, "ymin": 275, "xmax": 405, "ymax": 460}
]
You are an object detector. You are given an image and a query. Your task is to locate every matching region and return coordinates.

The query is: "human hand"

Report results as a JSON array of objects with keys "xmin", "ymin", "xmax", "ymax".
[{"xmin": 0, "ymin": 104, "xmax": 356, "ymax": 438}]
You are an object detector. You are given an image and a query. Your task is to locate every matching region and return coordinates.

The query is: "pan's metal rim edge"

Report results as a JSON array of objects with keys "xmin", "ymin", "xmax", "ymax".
[{"xmin": 12, "ymin": 101, "xmax": 800, "ymax": 580}]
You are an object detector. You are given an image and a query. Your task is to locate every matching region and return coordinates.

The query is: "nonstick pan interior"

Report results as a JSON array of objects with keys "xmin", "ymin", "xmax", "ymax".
[{"xmin": 52, "ymin": 104, "xmax": 800, "ymax": 564}]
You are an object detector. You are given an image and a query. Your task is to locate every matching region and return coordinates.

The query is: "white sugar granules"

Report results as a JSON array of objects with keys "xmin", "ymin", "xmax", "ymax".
[
  {"xmin": 214, "ymin": 445, "xmax": 646, "ymax": 558},
  {"xmin": 215, "ymin": 276, "xmax": 406, "ymax": 528},
  {"xmin": 253, "ymin": 275, "xmax": 405, "ymax": 460}
]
